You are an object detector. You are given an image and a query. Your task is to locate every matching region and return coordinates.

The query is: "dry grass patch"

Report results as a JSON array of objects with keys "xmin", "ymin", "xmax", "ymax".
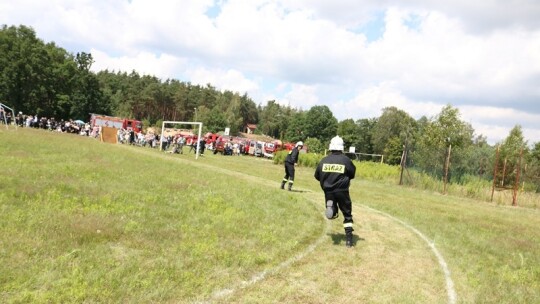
[{"xmin": 221, "ymin": 206, "xmax": 447, "ymax": 304}]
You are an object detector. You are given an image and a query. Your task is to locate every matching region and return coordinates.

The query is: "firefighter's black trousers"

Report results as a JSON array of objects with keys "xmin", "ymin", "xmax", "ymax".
[
  {"xmin": 283, "ymin": 162, "xmax": 295, "ymax": 181},
  {"xmin": 324, "ymin": 190, "xmax": 354, "ymax": 226}
]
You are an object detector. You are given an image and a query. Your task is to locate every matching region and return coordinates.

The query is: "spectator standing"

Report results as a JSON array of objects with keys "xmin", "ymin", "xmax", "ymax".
[
  {"xmin": 129, "ymin": 129, "xmax": 135, "ymax": 145},
  {"xmin": 15, "ymin": 112, "xmax": 22, "ymax": 126},
  {"xmin": 198, "ymin": 137, "xmax": 206, "ymax": 155},
  {"xmin": 160, "ymin": 134, "xmax": 167, "ymax": 150},
  {"xmin": 178, "ymin": 136, "xmax": 185, "ymax": 154}
]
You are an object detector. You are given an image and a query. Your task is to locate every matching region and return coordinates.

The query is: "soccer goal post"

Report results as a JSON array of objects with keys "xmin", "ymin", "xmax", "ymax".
[
  {"xmin": 344, "ymin": 151, "xmax": 384, "ymax": 163},
  {"xmin": 0, "ymin": 102, "xmax": 17, "ymax": 130},
  {"xmin": 161, "ymin": 121, "xmax": 203, "ymax": 159}
]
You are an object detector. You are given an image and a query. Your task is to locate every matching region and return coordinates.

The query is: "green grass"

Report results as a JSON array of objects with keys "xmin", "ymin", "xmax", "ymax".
[
  {"xmin": 355, "ymin": 183, "xmax": 540, "ymax": 303},
  {"xmin": 1, "ymin": 128, "xmax": 540, "ymax": 303},
  {"xmin": 0, "ymin": 129, "xmax": 321, "ymax": 303}
]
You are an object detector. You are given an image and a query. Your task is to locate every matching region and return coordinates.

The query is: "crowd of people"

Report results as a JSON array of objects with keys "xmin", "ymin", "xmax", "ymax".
[
  {"xmin": 3, "ymin": 110, "xmax": 261, "ymax": 160},
  {"xmin": 3, "ymin": 112, "xmax": 222, "ymax": 157},
  {"xmin": 115, "ymin": 127, "xmax": 211, "ymax": 155},
  {"xmin": 1, "ymin": 110, "xmax": 100, "ymax": 136},
  {"xmin": 158, "ymin": 133, "xmax": 246, "ymax": 156}
]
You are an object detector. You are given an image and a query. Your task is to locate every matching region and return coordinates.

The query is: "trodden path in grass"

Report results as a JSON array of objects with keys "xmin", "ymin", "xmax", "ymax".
[{"xmin": 124, "ymin": 146, "xmax": 455, "ymax": 303}]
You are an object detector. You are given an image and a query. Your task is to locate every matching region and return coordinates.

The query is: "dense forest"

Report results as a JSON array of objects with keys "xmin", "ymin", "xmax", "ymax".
[{"xmin": 1, "ymin": 25, "xmax": 539, "ymax": 189}]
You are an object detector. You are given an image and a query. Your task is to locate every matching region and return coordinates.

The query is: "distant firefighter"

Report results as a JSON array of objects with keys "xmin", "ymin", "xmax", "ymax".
[{"xmin": 280, "ymin": 141, "xmax": 303, "ymax": 191}]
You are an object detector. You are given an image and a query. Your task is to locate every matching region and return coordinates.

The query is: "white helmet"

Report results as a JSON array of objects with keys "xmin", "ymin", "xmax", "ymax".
[
  {"xmin": 329, "ymin": 136, "xmax": 344, "ymax": 151},
  {"xmin": 295, "ymin": 141, "xmax": 304, "ymax": 147}
]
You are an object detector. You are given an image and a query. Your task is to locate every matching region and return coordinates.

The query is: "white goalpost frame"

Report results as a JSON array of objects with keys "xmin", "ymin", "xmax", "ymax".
[
  {"xmin": 353, "ymin": 152, "xmax": 384, "ymax": 164},
  {"xmin": 0, "ymin": 102, "xmax": 17, "ymax": 130},
  {"xmin": 341, "ymin": 151, "xmax": 384, "ymax": 163},
  {"xmin": 161, "ymin": 121, "xmax": 203, "ymax": 160},
  {"xmin": 1, "ymin": 103, "xmax": 13, "ymax": 129}
]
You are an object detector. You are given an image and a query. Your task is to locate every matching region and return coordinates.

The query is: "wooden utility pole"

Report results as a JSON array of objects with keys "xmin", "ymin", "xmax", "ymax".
[
  {"xmin": 501, "ymin": 158, "xmax": 507, "ymax": 187},
  {"xmin": 443, "ymin": 144, "xmax": 452, "ymax": 194},
  {"xmin": 399, "ymin": 145, "xmax": 406, "ymax": 185},
  {"xmin": 491, "ymin": 146, "xmax": 500, "ymax": 202},
  {"xmin": 512, "ymin": 147, "xmax": 523, "ymax": 206}
]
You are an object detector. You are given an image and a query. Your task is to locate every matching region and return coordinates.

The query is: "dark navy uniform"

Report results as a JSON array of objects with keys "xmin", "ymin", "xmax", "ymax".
[
  {"xmin": 315, "ymin": 150, "xmax": 356, "ymax": 246},
  {"xmin": 281, "ymin": 143, "xmax": 302, "ymax": 190}
]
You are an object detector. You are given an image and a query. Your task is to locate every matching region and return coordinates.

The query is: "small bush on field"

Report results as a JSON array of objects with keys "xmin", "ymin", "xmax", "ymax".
[
  {"xmin": 300, "ymin": 153, "xmax": 324, "ymax": 168},
  {"xmin": 457, "ymin": 174, "xmax": 491, "ymax": 198},
  {"xmin": 273, "ymin": 150, "xmax": 287, "ymax": 165},
  {"xmin": 355, "ymin": 162, "xmax": 399, "ymax": 181},
  {"xmin": 273, "ymin": 150, "xmax": 324, "ymax": 168},
  {"xmin": 406, "ymin": 170, "xmax": 443, "ymax": 192}
]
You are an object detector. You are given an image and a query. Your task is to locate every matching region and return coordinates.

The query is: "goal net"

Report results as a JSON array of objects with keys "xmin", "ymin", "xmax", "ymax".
[{"xmin": 161, "ymin": 121, "xmax": 203, "ymax": 159}]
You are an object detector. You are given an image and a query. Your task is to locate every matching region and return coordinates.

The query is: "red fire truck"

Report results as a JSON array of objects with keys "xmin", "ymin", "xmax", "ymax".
[{"xmin": 90, "ymin": 113, "xmax": 143, "ymax": 133}]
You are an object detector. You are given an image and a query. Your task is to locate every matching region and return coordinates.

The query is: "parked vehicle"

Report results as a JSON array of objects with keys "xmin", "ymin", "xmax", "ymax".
[
  {"xmin": 254, "ymin": 141, "xmax": 265, "ymax": 157},
  {"xmin": 90, "ymin": 113, "xmax": 143, "ymax": 133},
  {"xmin": 263, "ymin": 140, "xmax": 283, "ymax": 158},
  {"xmin": 204, "ymin": 132, "xmax": 220, "ymax": 146},
  {"xmin": 213, "ymin": 136, "xmax": 230, "ymax": 155}
]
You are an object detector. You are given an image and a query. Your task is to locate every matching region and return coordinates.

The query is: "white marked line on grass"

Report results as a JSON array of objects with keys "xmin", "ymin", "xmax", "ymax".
[
  {"xmin": 127, "ymin": 149, "xmax": 454, "ymax": 302},
  {"xmin": 203, "ymin": 203, "xmax": 330, "ymax": 304},
  {"xmin": 362, "ymin": 205, "xmax": 457, "ymax": 304},
  {"xmin": 123, "ymin": 146, "xmax": 330, "ymax": 303}
]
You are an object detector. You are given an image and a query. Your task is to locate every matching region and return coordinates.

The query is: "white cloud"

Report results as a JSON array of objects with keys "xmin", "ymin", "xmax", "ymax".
[
  {"xmin": 290, "ymin": 0, "xmax": 540, "ymax": 32},
  {"xmin": 339, "ymin": 82, "xmax": 441, "ymax": 119},
  {"xmin": 90, "ymin": 49, "xmax": 186, "ymax": 79},
  {"xmin": 471, "ymin": 122, "xmax": 540, "ymax": 146},
  {"xmin": 185, "ymin": 67, "xmax": 260, "ymax": 95},
  {"xmin": 361, "ymin": 8, "xmax": 540, "ymax": 111},
  {"xmin": 2, "ymin": 0, "xmax": 540, "ymax": 144},
  {"xmin": 523, "ymin": 127, "xmax": 540, "ymax": 146},
  {"xmin": 460, "ymin": 105, "xmax": 540, "ymax": 144},
  {"xmin": 281, "ymin": 84, "xmax": 319, "ymax": 109}
]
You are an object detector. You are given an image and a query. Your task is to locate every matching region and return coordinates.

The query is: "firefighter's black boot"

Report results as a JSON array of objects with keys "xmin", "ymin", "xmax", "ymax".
[
  {"xmin": 325, "ymin": 200, "xmax": 338, "ymax": 219},
  {"xmin": 281, "ymin": 180, "xmax": 286, "ymax": 190},
  {"xmin": 288, "ymin": 182, "xmax": 293, "ymax": 191},
  {"xmin": 345, "ymin": 226, "xmax": 354, "ymax": 248}
]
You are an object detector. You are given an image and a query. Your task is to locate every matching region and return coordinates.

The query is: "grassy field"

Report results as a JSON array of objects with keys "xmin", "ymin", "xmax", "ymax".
[{"xmin": 1, "ymin": 128, "xmax": 539, "ymax": 303}]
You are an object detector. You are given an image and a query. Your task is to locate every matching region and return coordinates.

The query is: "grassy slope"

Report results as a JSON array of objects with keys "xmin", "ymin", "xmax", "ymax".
[
  {"xmin": 0, "ymin": 129, "xmax": 319, "ymax": 302},
  {"xmin": 209, "ymin": 152, "xmax": 540, "ymax": 303},
  {"xmin": 1, "ymin": 128, "xmax": 539, "ymax": 303}
]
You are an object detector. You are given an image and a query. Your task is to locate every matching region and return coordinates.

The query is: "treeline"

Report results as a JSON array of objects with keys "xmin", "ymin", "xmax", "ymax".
[
  {"xmin": 0, "ymin": 25, "xmax": 109, "ymax": 121},
  {"xmin": 1, "ymin": 25, "xmax": 539, "ymax": 189}
]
